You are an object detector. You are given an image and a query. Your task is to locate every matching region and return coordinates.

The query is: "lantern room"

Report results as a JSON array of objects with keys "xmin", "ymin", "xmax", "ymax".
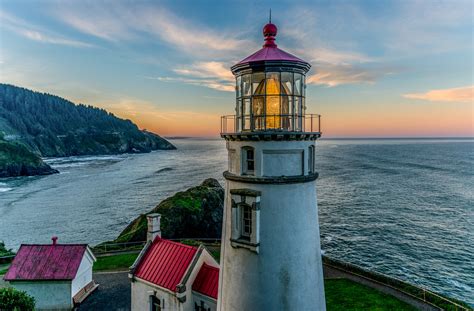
[{"xmin": 221, "ymin": 21, "xmax": 321, "ymax": 136}]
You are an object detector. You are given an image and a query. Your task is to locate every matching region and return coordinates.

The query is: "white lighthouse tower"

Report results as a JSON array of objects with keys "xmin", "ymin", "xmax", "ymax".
[{"xmin": 218, "ymin": 20, "xmax": 326, "ymax": 310}]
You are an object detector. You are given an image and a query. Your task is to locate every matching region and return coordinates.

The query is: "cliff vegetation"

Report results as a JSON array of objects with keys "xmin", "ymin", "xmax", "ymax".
[
  {"xmin": 109, "ymin": 178, "xmax": 224, "ymax": 244},
  {"xmin": 0, "ymin": 139, "xmax": 58, "ymax": 177},
  {"xmin": 0, "ymin": 84, "xmax": 175, "ymax": 158}
]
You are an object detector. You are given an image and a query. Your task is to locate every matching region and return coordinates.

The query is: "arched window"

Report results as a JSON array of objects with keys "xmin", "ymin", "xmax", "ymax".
[{"xmin": 242, "ymin": 146, "xmax": 255, "ymax": 175}]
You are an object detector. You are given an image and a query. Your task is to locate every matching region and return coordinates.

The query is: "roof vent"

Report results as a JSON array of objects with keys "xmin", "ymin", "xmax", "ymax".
[{"xmin": 52, "ymin": 236, "xmax": 58, "ymax": 245}]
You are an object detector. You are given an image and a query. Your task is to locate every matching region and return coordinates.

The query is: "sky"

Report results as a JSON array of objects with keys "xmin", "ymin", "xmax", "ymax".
[{"xmin": 0, "ymin": 0, "xmax": 472, "ymax": 137}]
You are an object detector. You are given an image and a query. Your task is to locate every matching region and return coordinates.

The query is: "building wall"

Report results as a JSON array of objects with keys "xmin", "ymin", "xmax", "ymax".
[
  {"xmin": 131, "ymin": 279, "xmax": 182, "ymax": 311},
  {"xmin": 131, "ymin": 248, "xmax": 218, "ymax": 311},
  {"xmin": 71, "ymin": 251, "xmax": 94, "ymax": 297},
  {"xmin": 218, "ymin": 140, "xmax": 326, "ymax": 311},
  {"xmin": 192, "ymin": 291, "xmax": 217, "ymax": 311},
  {"xmin": 226, "ymin": 140, "xmax": 316, "ymax": 177},
  {"xmin": 183, "ymin": 249, "xmax": 218, "ymax": 311},
  {"xmin": 10, "ymin": 281, "xmax": 72, "ymax": 310}
]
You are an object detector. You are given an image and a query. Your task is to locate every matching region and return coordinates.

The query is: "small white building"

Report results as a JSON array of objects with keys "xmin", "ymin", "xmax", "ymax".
[
  {"xmin": 3, "ymin": 237, "xmax": 97, "ymax": 310},
  {"xmin": 129, "ymin": 214, "xmax": 219, "ymax": 311}
]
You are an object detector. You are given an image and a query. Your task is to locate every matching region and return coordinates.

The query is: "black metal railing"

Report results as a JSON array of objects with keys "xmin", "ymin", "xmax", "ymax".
[{"xmin": 221, "ymin": 113, "xmax": 321, "ymax": 134}]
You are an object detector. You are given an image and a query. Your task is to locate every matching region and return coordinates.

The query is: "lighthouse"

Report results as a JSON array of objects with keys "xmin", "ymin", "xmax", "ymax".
[{"xmin": 218, "ymin": 20, "xmax": 326, "ymax": 310}]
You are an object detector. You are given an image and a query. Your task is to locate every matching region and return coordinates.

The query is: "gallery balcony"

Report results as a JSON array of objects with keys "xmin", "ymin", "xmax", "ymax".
[{"xmin": 220, "ymin": 113, "xmax": 321, "ymax": 141}]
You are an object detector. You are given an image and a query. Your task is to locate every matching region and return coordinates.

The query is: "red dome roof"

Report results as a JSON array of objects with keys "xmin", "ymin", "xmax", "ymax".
[{"xmin": 234, "ymin": 22, "xmax": 308, "ymax": 67}]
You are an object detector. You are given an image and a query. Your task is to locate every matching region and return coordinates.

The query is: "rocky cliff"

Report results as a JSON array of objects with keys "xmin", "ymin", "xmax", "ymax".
[
  {"xmin": 112, "ymin": 178, "xmax": 224, "ymax": 243},
  {"xmin": 0, "ymin": 141, "xmax": 58, "ymax": 178},
  {"xmin": 0, "ymin": 84, "xmax": 176, "ymax": 158}
]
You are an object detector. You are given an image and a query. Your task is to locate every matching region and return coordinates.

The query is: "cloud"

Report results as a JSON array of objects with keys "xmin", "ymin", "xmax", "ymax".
[
  {"xmin": 304, "ymin": 48, "xmax": 373, "ymax": 65},
  {"xmin": 147, "ymin": 75, "xmax": 234, "ymax": 93},
  {"xmin": 53, "ymin": 3, "xmax": 249, "ymax": 57},
  {"xmin": 307, "ymin": 64, "xmax": 397, "ymax": 87},
  {"xmin": 166, "ymin": 61, "xmax": 234, "ymax": 92},
  {"xmin": 0, "ymin": 10, "xmax": 93, "ymax": 48},
  {"xmin": 404, "ymin": 86, "xmax": 473, "ymax": 103}
]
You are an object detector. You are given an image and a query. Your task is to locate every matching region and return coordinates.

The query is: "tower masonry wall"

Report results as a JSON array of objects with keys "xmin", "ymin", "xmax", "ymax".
[
  {"xmin": 226, "ymin": 140, "xmax": 317, "ymax": 177},
  {"xmin": 218, "ymin": 166, "xmax": 326, "ymax": 310}
]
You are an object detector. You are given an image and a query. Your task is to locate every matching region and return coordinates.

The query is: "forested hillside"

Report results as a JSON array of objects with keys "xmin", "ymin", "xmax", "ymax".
[{"xmin": 0, "ymin": 84, "xmax": 175, "ymax": 157}]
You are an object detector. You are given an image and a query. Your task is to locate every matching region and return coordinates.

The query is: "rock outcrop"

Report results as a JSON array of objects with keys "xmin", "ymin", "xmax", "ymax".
[
  {"xmin": 0, "ymin": 141, "xmax": 58, "ymax": 178},
  {"xmin": 112, "ymin": 178, "xmax": 224, "ymax": 243}
]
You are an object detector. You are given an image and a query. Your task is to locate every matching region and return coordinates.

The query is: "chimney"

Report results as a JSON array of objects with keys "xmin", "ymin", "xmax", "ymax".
[
  {"xmin": 52, "ymin": 236, "xmax": 58, "ymax": 245},
  {"xmin": 147, "ymin": 213, "xmax": 161, "ymax": 242}
]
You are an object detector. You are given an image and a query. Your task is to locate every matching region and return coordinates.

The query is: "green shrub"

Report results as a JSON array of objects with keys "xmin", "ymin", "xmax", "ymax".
[
  {"xmin": 0, "ymin": 241, "xmax": 14, "ymax": 257},
  {"xmin": 0, "ymin": 287, "xmax": 35, "ymax": 311}
]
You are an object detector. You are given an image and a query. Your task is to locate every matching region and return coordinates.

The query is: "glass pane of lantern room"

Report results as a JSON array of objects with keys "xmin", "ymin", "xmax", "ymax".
[
  {"xmin": 252, "ymin": 72, "xmax": 265, "ymax": 95},
  {"xmin": 295, "ymin": 97, "xmax": 303, "ymax": 130},
  {"xmin": 242, "ymin": 74, "xmax": 251, "ymax": 97},
  {"xmin": 236, "ymin": 99, "xmax": 242, "ymax": 131},
  {"xmin": 294, "ymin": 73, "xmax": 302, "ymax": 96},
  {"xmin": 281, "ymin": 72, "xmax": 293, "ymax": 95},
  {"xmin": 266, "ymin": 72, "xmax": 280, "ymax": 95},
  {"xmin": 252, "ymin": 96, "xmax": 264, "ymax": 130},
  {"xmin": 266, "ymin": 72, "xmax": 280, "ymax": 129},
  {"xmin": 281, "ymin": 95, "xmax": 292, "ymax": 130},
  {"xmin": 302, "ymin": 75, "xmax": 306, "ymax": 97},
  {"xmin": 236, "ymin": 76, "xmax": 242, "ymax": 98},
  {"xmin": 266, "ymin": 96, "xmax": 280, "ymax": 129},
  {"xmin": 243, "ymin": 98, "xmax": 251, "ymax": 130}
]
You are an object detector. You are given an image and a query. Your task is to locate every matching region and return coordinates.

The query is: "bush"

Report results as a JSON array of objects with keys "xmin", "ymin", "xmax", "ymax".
[
  {"xmin": 0, "ymin": 241, "xmax": 14, "ymax": 257},
  {"xmin": 0, "ymin": 287, "xmax": 35, "ymax": 311}
]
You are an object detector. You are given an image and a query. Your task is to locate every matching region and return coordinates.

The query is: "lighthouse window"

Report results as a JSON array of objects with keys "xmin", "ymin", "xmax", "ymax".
[
  {"xmin": 242, "ymin": 74, "xmax": 252, "ymax": 96},
  {"xmin": 252, "ymin": 96, "xmax": 265, "ymax": 130},
  {"xmin": 236, "ymin": 75, "xmax": 242, "ymax": 97},
  {"xmin": 294, "ymin": 73, "xmax": 302, "ymax": 96},
  {"xmin": 242, "ymin": 147, "xmax": 255, "ymax": 173},
  {"xmin": 243, "ymin": 98, "xmax": 251, "ymax": 130},
  {"xmin": 266, "ymin": 72, "xmax": 281, "ymax": 94},
  {"xmin": 230, "ymin": 189, "xmax": 260, "ymax": 253},
  {"xmin": 252, "ymin": 72, "xmax": 265, "ymax": 95},
  {"xmin": 241, "ymin": 204, "xmax": 252, "ymax": 239},
  {"xmin": 281, "ymin": 72, "xmax": 293, "ymax": 94},
  {"xmin": 150, "ymin": 296, "xmax": 163, "ymax": 311}
]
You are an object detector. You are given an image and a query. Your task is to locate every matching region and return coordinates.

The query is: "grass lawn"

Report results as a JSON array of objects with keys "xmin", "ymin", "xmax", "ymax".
[
  {"xmin": 93, "ymin": 253, "xmax": 139, "ymax": 272},
  {"xmin": 325, "ymin": 278, "xmax": 417, "ymax": 311},
  {"xmin": 91, "ymin": 253, "xmax": 420, "ymax": 310}
]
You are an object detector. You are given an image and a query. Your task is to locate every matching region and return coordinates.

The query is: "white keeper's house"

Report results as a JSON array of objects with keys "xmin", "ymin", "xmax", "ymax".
[
  {"xmin": 129, "ymin": 213, "xmax": 219, "ymax": 311},
  {"xmin": 3, "ymin": 237, "xmax": 97, "ymax": 310}
]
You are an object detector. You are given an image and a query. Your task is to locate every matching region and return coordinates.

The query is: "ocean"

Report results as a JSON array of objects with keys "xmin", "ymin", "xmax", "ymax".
[{"xmin": 0, "ymin": 138, "xmax": 472, "ymax": 305}]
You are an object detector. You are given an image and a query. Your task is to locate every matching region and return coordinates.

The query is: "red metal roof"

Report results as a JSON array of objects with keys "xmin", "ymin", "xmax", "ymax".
[
  {"xmin": 236, "ymin": 22, "xmax": 307, "ymax": 65},
  {"xmin": 237, "ymin": 46, "xmax": 306, "ymax": 65},
  {"xmin": 4, "ymin": 244, "xmax": 87, "ymax": 281},
  {"xmin": 192, "ymin": 263, "xmax": 219, "ymax": 299},
  {"xmin": 134, "ymin": 238, "xmax": 198, "ymax": 292}
]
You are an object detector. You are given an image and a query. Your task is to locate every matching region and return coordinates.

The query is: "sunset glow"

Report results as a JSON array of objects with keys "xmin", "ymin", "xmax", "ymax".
[{"xmin": 0, "ymin": 1, "xmax": 472, "ymax": 137}]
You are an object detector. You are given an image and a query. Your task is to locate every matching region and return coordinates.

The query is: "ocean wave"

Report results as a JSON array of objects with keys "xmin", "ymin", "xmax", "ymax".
[
  {"xmin": 0, "ymin": 182, "xmax": 12, "ymax": 192},
  {"xmin": 44, "ymin": 155, "xmax": 126, "ymax": 168}
]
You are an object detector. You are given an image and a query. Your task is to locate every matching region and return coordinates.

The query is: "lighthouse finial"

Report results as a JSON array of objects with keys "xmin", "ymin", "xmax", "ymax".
[{"xmin": 269, "ymin": 9, "xmax": 271, "ymax": 23}]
